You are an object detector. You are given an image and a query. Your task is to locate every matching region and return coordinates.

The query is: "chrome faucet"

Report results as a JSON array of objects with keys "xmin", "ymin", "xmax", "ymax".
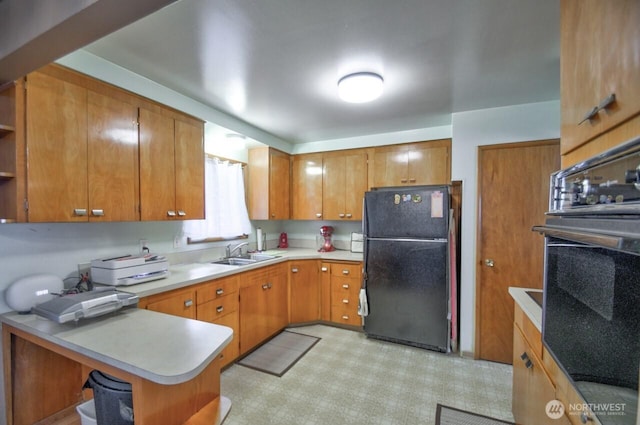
[{"xmin": 226, "ymin": 242, "xmax": 249, "ymax": 258}]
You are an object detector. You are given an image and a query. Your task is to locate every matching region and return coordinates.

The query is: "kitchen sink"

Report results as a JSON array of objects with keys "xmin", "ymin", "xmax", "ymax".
[{"xmin": 211, "ymin": 253, "xmax": 280, "ymax": 266}]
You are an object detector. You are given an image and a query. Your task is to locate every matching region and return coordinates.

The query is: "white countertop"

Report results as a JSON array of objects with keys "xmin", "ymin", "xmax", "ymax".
[
  {"xmin": 0, "ymin": 307, "xmax": 232, "ymax": 385},
  {"xmin": 508, "ymin": 287, "xmax": 543, "ymax": 331},
  {"xmin": 119, "ymin": 248, "xmax": 364, "ymax": 298}
]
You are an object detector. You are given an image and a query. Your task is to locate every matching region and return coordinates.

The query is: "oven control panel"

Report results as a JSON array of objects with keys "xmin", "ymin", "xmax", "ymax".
[{"xmin": 550, "ymin": 136, "xmax": 640, "ymax": 214}]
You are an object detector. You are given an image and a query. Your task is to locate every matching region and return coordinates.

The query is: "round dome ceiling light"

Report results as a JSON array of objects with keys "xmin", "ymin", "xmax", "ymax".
[{"xmin": 337, "ymin": 72, "xmax": 384, "ymax": 103}]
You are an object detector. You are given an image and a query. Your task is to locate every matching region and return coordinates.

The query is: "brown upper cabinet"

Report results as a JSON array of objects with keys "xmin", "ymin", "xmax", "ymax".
[
  {"xmin": 0, "ymin": 81, "xmax": 24, "ymax": 223},
  {"xmin": 139, "ymin": 108, "xmax": 204, "ymax": 221},
  {"xmin": 291, "ymin": 153, "xmax": 323, "ymax": 220},
  {"xmin": 248, "ymin": 147, "xmax": 290, "ymax": 220},
  {"xmin": 371, "ymin": 139, "xmax": 451, "ymax": 187},
  {"xmin": 560, "ymin": 0, "xmax": 640, "ymax": 156},
  {"xmin": 26, "ymin": 70, "xmax": 140, "ymax": 222},
  {"xmin": 10, "ymin": 64, "xmax": 204, "ymax": 223},
  {"xmin": 291, "ymin": 149, "xmax": 368, "ymax": 220}
]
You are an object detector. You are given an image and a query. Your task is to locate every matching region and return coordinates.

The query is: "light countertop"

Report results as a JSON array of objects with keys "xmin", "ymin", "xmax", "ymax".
[
  {"xmin": 508, "ymin": 287, "xmax": 543, "ymax": 332},
  {"xmin": 119, "ymin": 248, "xmax": 363, "ymax": 299},
  {"xmin": 1, "ymin": 307, "xmax": 232, "ymax": 385}
]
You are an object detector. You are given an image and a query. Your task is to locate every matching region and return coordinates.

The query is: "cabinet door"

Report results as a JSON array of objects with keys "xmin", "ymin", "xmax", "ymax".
[
  {"xmin": 322, "ymin": 154, "xmax": 346, "ymax": 220},
  {"xmin": 145, "ymin": 289, "xmax": 196, "ymax": 319},
  {"xmin": 139, "ymin": 107, "xmax": 176, "ymax": 221},
  {"xmin": 408, "ymin": 142, "xmax": 450, "ymax": 185},
  {"xmin": 175, "ymin": 119, "xmax": 204, "ymax": 220},
  {"xmin": 561, "ymin": 0, "xmax": 640, "ymax": 154},
  {"xmin": 512, "ymin": 325, "xmax": 558, "ymax": 425},
  {"xmin": 87, "ymin": 91, "xmax": 139, "ymax": 221},
  {"xmin": 320, "ymin": 263, "xmax": 331, "ymax": 321},
  {"xmin": 372, "ymin": 145, "xmax": 408, "ymax": 187},
  {"xmin": 289, "ymin": 260, "xmax": 320, "ymax": 323},
  {"xmin": 26, "ymin": 72, "xmax": 88, "ymax": 222},
  {"xmin": 267, "ymin": 267, "xmax": 288, "ymax": 333},
  {"xmin": 343, "ymin": 151, "xmax": 368, "ymax": 220},
  {"xmin": 239, "ymin": 280, "xmax": 271, "ymax": 353},
  {"xmin": 269, "ymin": 149, "xmax": 290, "ymax": 220},
  {"xmin": 291, "ymin": 153, "xmax": 323, "ymax": 219}
]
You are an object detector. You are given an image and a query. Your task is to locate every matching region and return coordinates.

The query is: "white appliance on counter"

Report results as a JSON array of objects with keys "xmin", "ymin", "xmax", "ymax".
[{"xmin": 91, "ymin": 254, "xmax": 169, "ymax": 286}]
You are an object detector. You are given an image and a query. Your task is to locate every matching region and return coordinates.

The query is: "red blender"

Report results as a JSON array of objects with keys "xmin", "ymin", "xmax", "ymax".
[{"xmin": 318, "ymin": 226, "xmax": 335, "ymax": 252}]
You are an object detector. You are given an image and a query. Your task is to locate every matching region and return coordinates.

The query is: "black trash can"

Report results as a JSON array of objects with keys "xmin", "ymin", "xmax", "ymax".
[{"xmin": 83, "ymin": 370, "xmax": 134, "ymax": 425}]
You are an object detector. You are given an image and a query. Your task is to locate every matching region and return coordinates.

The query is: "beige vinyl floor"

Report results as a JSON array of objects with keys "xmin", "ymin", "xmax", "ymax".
[{"xmin": 220, "ymin": 324, "xmax": 514, "ymax": 425}]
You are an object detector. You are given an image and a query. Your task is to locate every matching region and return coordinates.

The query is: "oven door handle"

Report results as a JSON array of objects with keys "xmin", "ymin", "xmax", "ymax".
[{"xmin": 532, "ymin": 225, "xmax": 640, "ymax": 253}]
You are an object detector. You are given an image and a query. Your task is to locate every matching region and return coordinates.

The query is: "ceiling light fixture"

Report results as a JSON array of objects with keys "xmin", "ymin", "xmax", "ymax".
[{"xmin": 337, "ymin": 72, "xmax": 384, "ymax": 103}]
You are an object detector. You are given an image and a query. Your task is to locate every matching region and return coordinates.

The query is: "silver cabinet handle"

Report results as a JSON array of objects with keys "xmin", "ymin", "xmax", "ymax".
[
  {"xmin": 315, "ymin": 213, "xmax": 322, "ymax": 218},
  {"xmin": 216, "ymin": 288, "xmax": 224, "ymax": 296},
  {"xmin": 342, "ymin": 299, "xmax": 349, "ymax": 304},
  {"xmin": 216, "ymin": 306, "xmax": 224, "ymax": 313},
  {"xmin": 321, "ymin": 267, "xmax": 328, "ymax": 272},
  {"xmin": 342, "ymin": 315, "xmax": 349, "ymax": 320},
  {"xmin": 342, "ymin": 284, "xmax": 349, "ymax": 289},
  {"xmin": 346, "ymin": 213, "xmax": 352, "ymax": 218},
  {"xmin": 400, "ymin": 178, "xmax": 408, "ymax": 183},
  {"xmin": 167, "ymin": 210, "xmax": 177, "ymax": 217},
  {"xmin": 177, "ymin": 210, "xmax": 186, "ymax": 217},
  {"xmin": 597, "ymin": 93, "xmax": 616, "ymax": 112},
  {"xmin": 579, "ymin": 106, "xmax": 599, "ymax": 125},
  {"xmin": 409, "ymin": 178, "xmax": 416, "ymax": 183},
  {"xmin": 91, "ymin": 209, "xmax": 104, "ymax": 216},
  {"xmin": 485, "ymin": 259, "xmax": 494, "ymax": 267},
  {"xmin": 262, "ymin": 283, "xmax": 269, "ymax": 290},
  {"xmin": 184, "ymin": 299, "xmax": 193, "ymax": 307},
  {"xmin": 291, "ymin": 268, "xmax": 299, "ymax": 273},
  {"xmin": 342, "ymin": 269, "xmax": 350, "ymax": 275},
  {"xmin": 339, "ymin": 213, "xmax": 345, "ymax": 218},
  {"xmin": 73, "ymin": 208, "xmax": 87, "ymax": 216}
]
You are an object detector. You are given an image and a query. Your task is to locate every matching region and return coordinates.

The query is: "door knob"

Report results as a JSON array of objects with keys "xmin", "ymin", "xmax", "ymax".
[{"xmin": 484, "ymin": 259, "xmax": 495, "ymax": 267}]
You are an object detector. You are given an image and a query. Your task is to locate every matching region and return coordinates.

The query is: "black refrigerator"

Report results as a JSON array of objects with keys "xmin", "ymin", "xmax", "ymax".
[{"xmin": 362, "ymin": 185, "xmax": 450, "ymax": 352}]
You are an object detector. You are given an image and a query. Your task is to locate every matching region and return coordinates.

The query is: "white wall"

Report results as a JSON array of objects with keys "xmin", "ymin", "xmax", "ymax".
[{"xmin": 451, "ymin": 100, "xmax": 560, "ymax": 356}]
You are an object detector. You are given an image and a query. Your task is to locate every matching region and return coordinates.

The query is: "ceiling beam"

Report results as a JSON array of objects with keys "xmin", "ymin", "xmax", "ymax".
[{"xmin": 0, "ymin": 0, "xmax": 177, "ymax": 84}]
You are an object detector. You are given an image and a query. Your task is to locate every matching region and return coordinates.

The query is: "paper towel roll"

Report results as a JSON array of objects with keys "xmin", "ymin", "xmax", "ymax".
[{"xmin": 256, "ymin": 227, "xmax": 263, "ymax": 251}]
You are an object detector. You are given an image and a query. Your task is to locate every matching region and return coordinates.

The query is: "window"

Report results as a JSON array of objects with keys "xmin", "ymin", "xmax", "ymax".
[{"xmin": 185, "ymin": 156, "xmax": 251, "ymax": 242}]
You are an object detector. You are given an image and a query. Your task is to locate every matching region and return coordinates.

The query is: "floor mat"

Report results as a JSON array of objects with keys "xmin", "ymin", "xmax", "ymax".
[
  {"xmin": 237, "ymin": 330, "xmax": 320, "ymax": 377},
  {"xmin": 436, "ymin": 404, "xmax": 514, "ymax": 425}
]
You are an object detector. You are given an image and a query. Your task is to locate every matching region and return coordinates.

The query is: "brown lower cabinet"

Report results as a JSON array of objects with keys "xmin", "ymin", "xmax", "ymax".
[
  {"xmin": 140, "ymin": 259, "xmax": 363, "ymax": 367},
  {"xmin": 512, "ymin": 304, "xmax": 576, "ymax": 425}
]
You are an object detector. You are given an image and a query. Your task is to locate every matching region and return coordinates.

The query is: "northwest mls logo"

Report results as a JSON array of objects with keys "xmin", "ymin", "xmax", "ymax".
[{"xmin": 545, "ymin": 399, "xmax": 565, "ymax": 419}]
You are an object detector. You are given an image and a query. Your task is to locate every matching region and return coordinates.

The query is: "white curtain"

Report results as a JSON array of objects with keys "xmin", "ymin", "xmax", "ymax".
[{"xmin": 185, "ymin": 157, "xmax": 251, "ymax": 239}]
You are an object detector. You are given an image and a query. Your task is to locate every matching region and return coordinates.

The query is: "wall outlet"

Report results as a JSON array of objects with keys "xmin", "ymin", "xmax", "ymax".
[
  {"xmin": 173, "ymin": 234, "xmax": 181, "ymax": 249},
  {"xmin": 139, "ymin": 239, "xmax": 148, "ymax": 254}
]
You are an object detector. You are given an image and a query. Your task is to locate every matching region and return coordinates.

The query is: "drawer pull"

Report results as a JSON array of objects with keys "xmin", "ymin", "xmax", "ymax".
[
  {"xmin": 409, "ymin": 178, "xmax": 416, "ymax": 183},
  {"xmin": 216, "ymin": 288, "xmax": 224, "ymax": 295},
  {"xmin": 321, "ymin": 267, "xmax": 328, "ymax": 272},
  {"xmin": 400, "ymin": 178, "xmax": 408, "ymax": 183},
  {"xmin": 262, "ymin": 284, "xmax": 269, "ymax": 290},
  {"xmin": 342, "ymin": 299, "xmax": 349, "ymax": 304},
  {"xmin": 342, "ymin": 270, "xmax": 350, "ymax": 275},
  {"xmin": 342, "ymin": 284, "xmax": 349, "ymax": 289},
  {"xmin": 216, "ymin": 306, "xmax": 224, "ymax": 313},
  {"xmin": 292, "ymin": 268, "xmax": 299, "ymax": 273},
  {"xmin": 342, "ymin": 315, "xmax": 349, "ymax": 320},
  {"xmin": 339, "ymin": 213, "xmax": 345, "ymax": 218},
  {"xmin": 315, "ymin": 213, "xmax": 322, "ymax": 218},
  {"xmin": 167, "ymin": 210, "xmax": 177, "ymax": 217},
  {"xmin": 91, "ymin": 209, "xmax": 104, "ymax": 216},
  {"xmin": 73, "ymin": 208, "xmax": 88, "ymax": 216},
  {"xmin": 597, "ymin": 92, "xmax": 616, "ymax": 112},
  {"xmin": 177, "ymin": 210, "xmax": 187, "ymax": 217},
  {"xmin": 184, "ymin": 299, "xmax": 193, "ymax": 307},
  {"xmin": 346, "ymin": 213, "xmax": 352, "ymax": 218}
]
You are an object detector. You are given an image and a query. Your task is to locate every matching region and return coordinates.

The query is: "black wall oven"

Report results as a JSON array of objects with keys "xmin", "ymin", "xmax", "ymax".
[{"xmin": 534, "ymin": 136, "xmax": 640, "ymax": 425}]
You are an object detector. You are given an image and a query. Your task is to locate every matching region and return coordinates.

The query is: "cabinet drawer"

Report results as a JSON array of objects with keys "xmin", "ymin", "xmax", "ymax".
[
  {"xmin": 330, "ymin": 263, "xmax": 361, "ymax": 278},
  {"xmin": 197, "ymin": 294, "xmax": 239, "ymax": 322},
  {"xmin": 331, "ymin": 304, "xmax": 361, "ymax": 326},
  {"xmin": 331, "ymin": 281, "xmax": 360, "ymax": 305},
  {"xmin": 196, "ymin": 276, "xmax": 238, "ymax": 305},
  {"xmin": 514, "ymin": 304, "xmax": 542, "ymax": 360},
  {"xmin": 212, "ymin": 312, "xmax": 239, "ymax": 368}
]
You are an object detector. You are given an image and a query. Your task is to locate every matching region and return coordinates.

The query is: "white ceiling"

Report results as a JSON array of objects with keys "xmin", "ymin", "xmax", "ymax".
[{"xmin": 82, "ymin": 0, "xmax": 560, "ymax": 145}]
